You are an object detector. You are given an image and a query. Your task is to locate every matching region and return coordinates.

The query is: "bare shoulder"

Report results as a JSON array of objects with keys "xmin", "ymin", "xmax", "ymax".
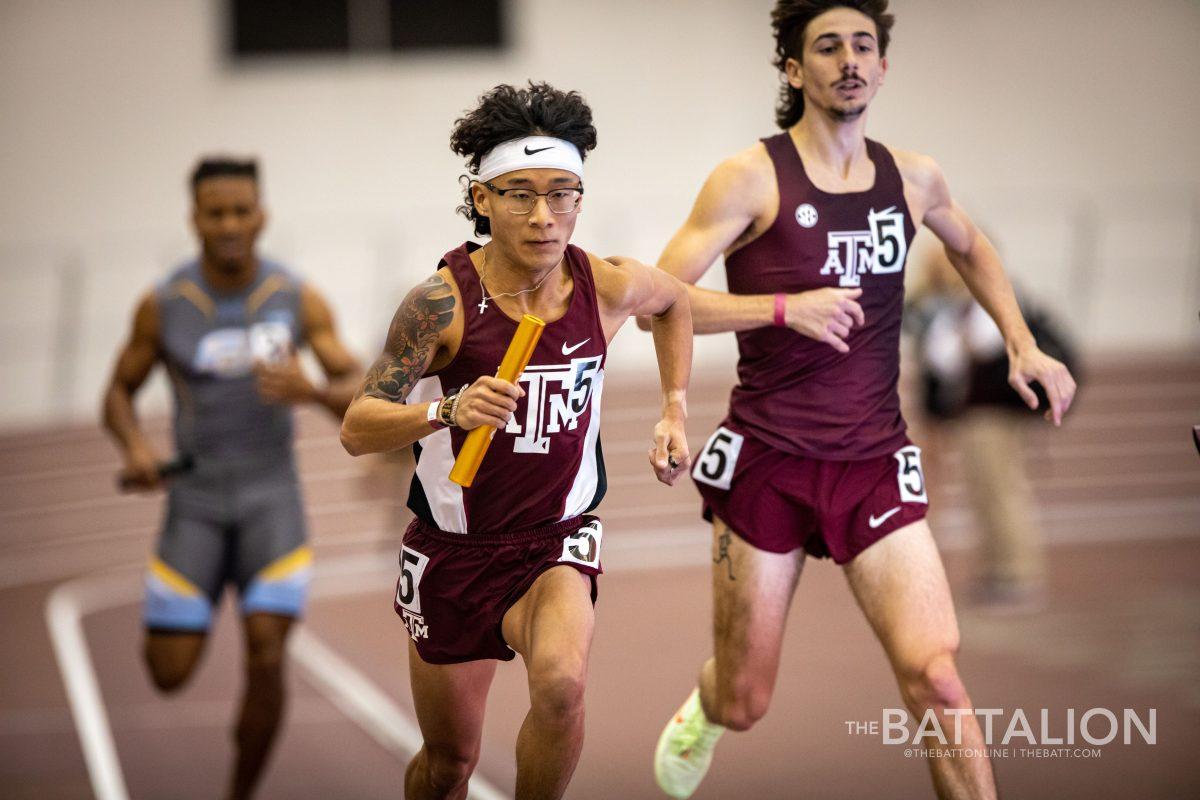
[
  {"xmin": 299, "ymin": 282, "xmax": 333, "ymax": 329},
  {"xmin": 299, "ymin": 281, "xmax": 327, "ymax": 306},
  {"xmin": 888, "ymin": 146, "xmax": 952, "ymax": 225},
  {"xmin": 375, "ymin": 269, "xmax": 458, "ymax": 356},
  {"xmin": 401, "ymin": 267, "xmax": 458, "ymax": 300},
  {"xmin": 396, "ymin": 268, "xmax": 459, "ymax": 332},
  {"xmin": 362, "ymin": 268, "xmax": 460, "ymax": 398},
  {"xmin": 586, "ymin": 251, "xmax": 640, "ymax": 306},
  {"xmin": 131, "ymin": 290, "xmax": 161, "ymax": 340},
  {"xmin": 588, "ymin": 251, "xmax": 674, "ymax": 320},
  {"xmin": 888, "ymin": 147, "xmax": 945, "ymax": 193},
  {"xmin": 707, "ymin": 141, "xmax": 775, "ymax": 198}
]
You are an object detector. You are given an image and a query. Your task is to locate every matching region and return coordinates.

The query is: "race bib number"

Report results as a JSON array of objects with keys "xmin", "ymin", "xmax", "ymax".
[
  {"xmin": 395, "ymin": 545, "xmax": 430, "ymax": 614},
  {"xmin": 559, "ymin": 519, "xmax": 603, "ymax": 569},
  {"xmin": 894, "ymin": 445, "xmax": 928, "ymax": 504},
  {"xmin": 692, "ymin": 427, "xmax": 744, "ymax": 491}
]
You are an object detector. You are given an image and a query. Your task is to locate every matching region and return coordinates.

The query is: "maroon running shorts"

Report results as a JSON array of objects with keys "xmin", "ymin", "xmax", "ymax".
[
  {"xmin": 691, "ymin": 421, "xmax": 929, "ymax": 564},
  {"xmin": 394, "ymin": 514, "xmax": 603, "ymax": 664}
]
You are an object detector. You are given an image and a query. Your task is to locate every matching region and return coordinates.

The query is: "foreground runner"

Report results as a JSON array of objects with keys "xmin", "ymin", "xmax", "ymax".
[
  {"xmin": 102, "ymin": 157, "xmax": 361, "ymax": 799},
  {"xmin": 341, "ymin": 82, "xmax": 692, "ymax": 800},
  {"xmin": 649, "ymin": 2, "xmax": 1076, "ymax": 798}
]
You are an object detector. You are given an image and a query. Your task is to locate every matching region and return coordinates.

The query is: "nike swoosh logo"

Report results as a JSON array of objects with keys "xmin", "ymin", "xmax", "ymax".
[
  {"xmin": 524, "ymin": 145, "xmax": 553, "ymax": 155},
  {"xmin": 562, "ymin": 338, "xmax": 590, "ymax": 355},
  {"xmin": 868, "ymin": 506, "xmax": 901, "ymax": 529}
]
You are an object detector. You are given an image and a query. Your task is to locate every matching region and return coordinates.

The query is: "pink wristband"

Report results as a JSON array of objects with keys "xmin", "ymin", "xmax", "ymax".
[{"xmin": 773, "ymin": 293, "xmax": 787, "ymax": 327}]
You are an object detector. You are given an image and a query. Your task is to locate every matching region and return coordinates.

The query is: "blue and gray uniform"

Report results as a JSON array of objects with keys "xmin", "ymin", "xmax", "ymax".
[{"xmin": 143, "ymin": 259, "xmax": 312, "ymax": 631}]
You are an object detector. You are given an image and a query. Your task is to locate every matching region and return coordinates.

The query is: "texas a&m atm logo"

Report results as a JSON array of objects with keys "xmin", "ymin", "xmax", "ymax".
[
  {"xmin": 820, "ymin": 206, "xmax": 908, "ymax": 287},
  {"xmin": 505, "ymin": 355, "xmax": 603, "ymax": 454}
]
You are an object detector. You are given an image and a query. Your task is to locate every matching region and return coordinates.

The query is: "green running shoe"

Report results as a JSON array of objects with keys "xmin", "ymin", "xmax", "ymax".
[{"xmin": 653, "ymin": 688, "xmax": 726, "ymax": 798}]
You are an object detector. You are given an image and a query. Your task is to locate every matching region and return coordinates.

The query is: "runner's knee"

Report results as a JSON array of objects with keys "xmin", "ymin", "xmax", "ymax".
[
  {"xmin": 713, "ymin": 677, "xmax": 772, "ymax": 731},
  {"xmin": 244, "ymin": 624, "xmax": 289, "ymax": 676},
  {"xmin": 145, "ymin": 654, "xmax": 192, "ymax": 693},
  {"xmin": 245, "ymin": 638, "xmax": 286, "ymax": 675},
  {"xmin": 143, "ymin": 639, "xmax": 199, "ymax": 693},
  {"xmin": 529, "ymin": 668, "xmax": 587, "ymax": 727},
  {"xmin": 425, "ymin": 743, "xmax": 479, "ymax": 792},
  {"xmin": 900, "ymin": 650, "xmax": 968, "ymax": 714}
]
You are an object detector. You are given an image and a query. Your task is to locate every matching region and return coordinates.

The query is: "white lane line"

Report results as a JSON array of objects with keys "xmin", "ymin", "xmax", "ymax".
[
  {"xmin": 41, "ymin": 541, "xmax": 707, "ymax": 800},
  {"xmin": 288, "ymin": 629, "xmax": 509, "ymax": 800},
  {"xmin": 295, "ymin": 557, "xmax": 511, "ymax": 800},
  {"xmin": 34, "ymin": 505, "xmax": 1200, "ymax": 800},
  {"xmin": 45, "ymin": 572, "xmax": 139, "ymax": 800},
  {"xmin": 43, "ymin": 556, "xmax": 510, "ymax": 800},
  {"xmin": 287, "ymin": 629, "xmax": 425, "ymax": 755}
]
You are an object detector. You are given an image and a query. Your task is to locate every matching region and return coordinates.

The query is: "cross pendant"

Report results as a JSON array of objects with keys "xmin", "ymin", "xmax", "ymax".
[{"xmin": 477, "ymin": 297, "xmax": 489, "ymax": 314}]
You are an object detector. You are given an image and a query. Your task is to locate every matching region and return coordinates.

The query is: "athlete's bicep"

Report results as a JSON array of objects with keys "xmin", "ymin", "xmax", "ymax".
[
  {"xmin": 357, "ymin": 274, "xmax": 456, "ymax": 404},
  {"xmin": 658, "ymin": 159, "xmax": 766, "ymax": 284},
  {"xmin": 910, "ymin": 155, "xmax": 978, "ymax": 257},
  {"xmin": 924, "ymin": 199, "xmax": 978, "ymax": 259},
  {"xmin": 111, "ymin": 293, "xmax": 161, "ymax": 393},
  {"xmin": 300, "ymin": 284, "xmax": 361, "ymax": 379}
]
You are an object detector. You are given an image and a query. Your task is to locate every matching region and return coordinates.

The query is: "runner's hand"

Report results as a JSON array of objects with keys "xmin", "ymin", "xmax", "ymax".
[
  {"xmin": 255, "ymin": 355, "xmax": 315, "ymax": 405},
  {"xmin": 648, "ymin": 415, "xmax": 689, "ymax": 486},
  {"xmin": 455, "ymin": 376, "xmax": 524, "ymax": 431},
  {"xmin": 785, "ymin": 288, "xmax": 865, "ymax": 353},
  {"xmin": 118, "ymin": 444, "xmax": 162, "ymax": 493},
  {"xmin": 1008, "ymin": 346, "xmax": 1076, "ymax": 426}
]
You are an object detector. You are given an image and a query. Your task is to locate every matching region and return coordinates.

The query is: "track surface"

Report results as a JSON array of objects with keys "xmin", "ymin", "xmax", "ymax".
[{"xmin": 2, "ymin": 355, "xmax": 1198, "ymax": 799}]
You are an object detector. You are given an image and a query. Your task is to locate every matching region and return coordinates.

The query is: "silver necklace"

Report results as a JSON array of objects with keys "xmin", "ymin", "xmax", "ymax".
[{"xmin": 476, "ymin": 249, "xmax": 557, "ymax": 314}]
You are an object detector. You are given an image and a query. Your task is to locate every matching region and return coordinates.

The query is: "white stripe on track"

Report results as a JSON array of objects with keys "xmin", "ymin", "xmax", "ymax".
[
  {"xmin": 45, "ymin": 572, "xmax": 139, "ymax": 800},
  {"xmin": 288, "ymin": 628, "xmax": 510, "ymax": 800},
  {"xmin": 44, "ymin": 556, "xmax": 513, "ymax": 800},
  {"xmin": 35, "ymin": 490, "xmax": 1200, "ymax": 800}
]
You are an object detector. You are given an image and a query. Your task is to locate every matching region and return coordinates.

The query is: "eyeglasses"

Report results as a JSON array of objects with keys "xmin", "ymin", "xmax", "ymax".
[{"xmin": 483, "ymin": 181, "xmax": 584, "ymax": 215}]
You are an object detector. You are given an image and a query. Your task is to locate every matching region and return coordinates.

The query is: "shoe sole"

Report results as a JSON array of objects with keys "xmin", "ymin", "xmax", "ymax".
[{"xmin": 653, "ymin": 703, "xmax": 699, "ymax": 799}]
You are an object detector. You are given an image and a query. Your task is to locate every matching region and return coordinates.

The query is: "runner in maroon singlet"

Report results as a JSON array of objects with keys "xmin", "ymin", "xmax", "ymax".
[
  {"xmin": 649, "ymin": 3, "xmax": 1076, "ymax": 798},
  {"xmin": 341, "ymin": 82, "xmax": 692, "ymax": 800}
]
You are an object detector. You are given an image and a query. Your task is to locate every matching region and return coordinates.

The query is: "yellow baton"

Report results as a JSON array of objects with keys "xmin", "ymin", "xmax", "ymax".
[{"xmin": 449, "ymin": 314, "xmax": 545, "ymax": 487}]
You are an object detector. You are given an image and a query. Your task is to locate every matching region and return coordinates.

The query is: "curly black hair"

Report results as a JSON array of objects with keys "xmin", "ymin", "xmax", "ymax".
[
  {"xmin": 450, "ymin": 81, "xmax": 598, "ymax": 237},
  {"xmin": 772, "ymin": 0, "xmax": 894, "ymax": 129}
]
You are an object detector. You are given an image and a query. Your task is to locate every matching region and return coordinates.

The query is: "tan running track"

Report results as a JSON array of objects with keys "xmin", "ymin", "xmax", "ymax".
[{"xmin": 1, "ymin": 353, "xmax": 1197, "ymax": 799}]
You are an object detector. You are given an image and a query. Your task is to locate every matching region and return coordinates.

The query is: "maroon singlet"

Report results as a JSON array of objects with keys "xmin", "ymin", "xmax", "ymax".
[
  {"xmin": 724, "ymin": 133, "xmax": 916, "ymax": 460},
  {"xmin": 405, "ymin": 242, "xmax": 608, "ymax": 533}
]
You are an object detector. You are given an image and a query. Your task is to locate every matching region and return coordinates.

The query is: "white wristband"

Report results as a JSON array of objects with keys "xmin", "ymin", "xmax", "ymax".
[{"xmin": 426, "ymin": 399, "xmax": 446, "ymax": 430}]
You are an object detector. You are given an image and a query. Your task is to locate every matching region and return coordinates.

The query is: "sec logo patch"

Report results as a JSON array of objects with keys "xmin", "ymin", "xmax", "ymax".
[{"xmin": 795, "ymin": 203, "xmax": 818, "ymax": 228}]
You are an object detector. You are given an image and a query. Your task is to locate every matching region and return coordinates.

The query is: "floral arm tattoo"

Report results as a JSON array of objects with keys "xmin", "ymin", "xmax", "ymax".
[{"xmin": 359, "ymin": 274, "xmax": 456, "ymax": 403}]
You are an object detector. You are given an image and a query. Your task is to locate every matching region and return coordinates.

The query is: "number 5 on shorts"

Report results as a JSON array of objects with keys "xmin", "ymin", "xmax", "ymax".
[
  {"xmin": 396, "ymin": 546, "xmax": 430, "ymax": 614},
  {"xmin": 693, "ymin": 426, "xmax": 744, "ymax": 491},
  {"xmin": 559, "ymin": 520, "xmax": 603, "ymax": 569},
  {"xmin": 894, "ymin": 445, "xmax": 928, "ymax": 504}
]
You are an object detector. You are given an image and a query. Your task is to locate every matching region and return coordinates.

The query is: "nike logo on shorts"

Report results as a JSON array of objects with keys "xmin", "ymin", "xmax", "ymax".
[
  {"xmin": 524, "ymin": 145, "xmax": 553, "ymax": 155},
  {"xmin": 562, "ymin": 338, "xmax": 590, "ymax": 355},
  {"xmin": 868, "ymin": 506, "xmax": 901, "ymax": 528}
]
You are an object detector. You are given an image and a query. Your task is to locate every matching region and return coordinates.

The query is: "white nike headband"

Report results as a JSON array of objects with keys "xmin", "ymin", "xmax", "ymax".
[{"xmin": 476, "ymin": 136, "xmax": 584, "ymax": 183}]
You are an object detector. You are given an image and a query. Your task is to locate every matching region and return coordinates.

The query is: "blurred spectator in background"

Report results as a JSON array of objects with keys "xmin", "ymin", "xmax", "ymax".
[{"xmin": 908, "ymin": 248, "xmax": 1079, "ymax": 611}]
